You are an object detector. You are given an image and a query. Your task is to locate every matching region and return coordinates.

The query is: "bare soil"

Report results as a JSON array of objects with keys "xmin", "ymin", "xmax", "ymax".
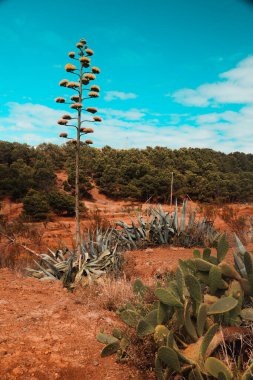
[{"xmin": 0, "ymin": 269, "xmax": 143, "ymax": 380}]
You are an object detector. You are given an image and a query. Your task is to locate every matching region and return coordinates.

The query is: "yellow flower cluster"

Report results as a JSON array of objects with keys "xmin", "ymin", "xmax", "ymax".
[
  {"xmin": 93, "ymin": 116, "xmax": 102, "ymax": 122},
  {"xmin": 82, "ymin": 78, "xmax": 90, "ymax": 85},
  {"xmin": 91, "ymin": 67, "xmax": 101, "ymax": 74},
  {"xmin": 71, "ymin": 95, "xmax": 80, "ymax": 102},
  {"xmin": 80, "ymin": 127, "xmax": 94, "ymax": 134},
  {"xmin": 55, "ymin": 97, "xmax": 66, "ymax": 103},
  {"xmin": 85, "ymin": 139, "xmax": 93, "ymax": 144},
  {"xmin": 65, "ymin": 63, "xmax": 76, "ymax": 72},
  {"xmin": 84, "ymin": 73, "xmax": 96, "ymax": 80},
  {"xmin": 88, "ymin": 91, "xmax": 99, "ymax": 98},
  {"xmin": 59, "ymin": 79, "xmax": 69, "ymax": 87},
  {"xmin": 86, "ymin": 107, "xmax": 97, "ymax": 114},
  {"xmin": 59, "ymin": 132, "xmax": 68, "ymax": 138},
  {"xmin": 80, "ymin": 57, "xmax": 90, "ymax": 64},
  {"xmin": 71, "ymin": 139, "xmax": 77, "ymax": 144},
  {"xmin": 76, "ymin": 42, "xmax": 84, "ymax": 48},
  {"xmin": 70, "ymin": 103, "xmax": 82, "ymax": 109},
  {"xmin": 85, "ymin": 48, "xmax": 94, "ymax": 56},
  {"xmin": 68, "ymin": 52, "xmax": 75, "ymax": 58},
  {"xmin": 57, "ymin": 119, "xmax": 68, "ymax": 125},
  {"xmin": 67, "ymin": 82, "xmax": 79, "ymax": 88},
  {"xmin": 80, "ymin": 38, "xmax": 87, "ymax": 45},
  {"xmin": 90, "ymin": 85, "xmax": 100, "ymax": 92},
  {"xmin": 62, "ymin": 114, "xmax": 72, "ymax": 120}
]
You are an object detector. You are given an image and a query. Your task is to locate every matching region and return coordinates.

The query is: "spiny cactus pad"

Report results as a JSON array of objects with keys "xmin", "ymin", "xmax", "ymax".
[
  {"xmin": 120, "ymin": 309, "xmax": 140, "ymax": 327},
  {"xmin": 204, "ymin": 357, "xmax": 233, "ymax": 379},
  {"xmin": 207, "ymin": 296, "xmax": 238, "ymax": 315},
  {"xmin": 157, "ymin": 346, "xmax": 181, "ymax": 372},
  {"xmin": 101, "ymin": 341, "xmax": 120, "ymax": 357},
  {"xmin": 155, "ymin": 288, "xmax": 183, "ymax": 307}
]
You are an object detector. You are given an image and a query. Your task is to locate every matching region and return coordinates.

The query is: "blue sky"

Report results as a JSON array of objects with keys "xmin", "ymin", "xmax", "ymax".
[{"xmin": 0, "ymin": 0, "xmax": 253, "ymax": 152}]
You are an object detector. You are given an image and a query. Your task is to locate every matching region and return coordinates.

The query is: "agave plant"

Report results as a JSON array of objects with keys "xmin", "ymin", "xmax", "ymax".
[
  {"xmin": 116, "ymin": 201, "xmax": 220, "ymax": 249},
  {"xmin": 27, "ymin": 228, "xmax": 122, "ymax": 288}
]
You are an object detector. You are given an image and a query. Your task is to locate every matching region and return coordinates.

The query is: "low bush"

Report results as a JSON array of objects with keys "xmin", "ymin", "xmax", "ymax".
[
  {"xmin": 47, "ymin": 190, "xmax": 75, "ymax": 216},
  {"xmin": 23, "ymin": 190, "xmax": 50, "ymax": 221}
]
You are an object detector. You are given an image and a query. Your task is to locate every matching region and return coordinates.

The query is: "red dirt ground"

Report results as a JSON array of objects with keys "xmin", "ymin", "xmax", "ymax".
[{"xmin": 0, "ymin": 269, "xmax": 145, "ymax": 380}]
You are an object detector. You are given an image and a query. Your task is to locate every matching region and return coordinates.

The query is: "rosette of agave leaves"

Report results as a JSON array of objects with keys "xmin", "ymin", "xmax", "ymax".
[
  {"xmin": 116, "ymin": 200, "xmax": 220, "ymax": 249},
  {"xmin": 27, "ymin": 228, "xmax": 122, "ymax": 288}
]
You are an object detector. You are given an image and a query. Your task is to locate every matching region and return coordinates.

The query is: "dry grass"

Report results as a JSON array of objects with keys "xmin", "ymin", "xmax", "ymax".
[{"xmin": 74, "ymin": 276, "xmax": 136, "ymax": 311}]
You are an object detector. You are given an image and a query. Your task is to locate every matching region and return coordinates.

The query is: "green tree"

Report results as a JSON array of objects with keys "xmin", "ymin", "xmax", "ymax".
[{"xmin": 23, "ymin": 190, "xmax": 50, "ymax": 220}]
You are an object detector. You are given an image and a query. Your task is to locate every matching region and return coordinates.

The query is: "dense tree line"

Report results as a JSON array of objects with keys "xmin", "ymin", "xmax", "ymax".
[{"xmin": 0, "ymin": 141, "xmax": 253, "ymax": 216}]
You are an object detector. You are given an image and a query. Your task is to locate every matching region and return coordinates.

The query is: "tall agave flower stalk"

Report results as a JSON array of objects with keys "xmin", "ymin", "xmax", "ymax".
[{"xmin": 55, "ymin": 38, "xmax": 102, "ymax": 260}]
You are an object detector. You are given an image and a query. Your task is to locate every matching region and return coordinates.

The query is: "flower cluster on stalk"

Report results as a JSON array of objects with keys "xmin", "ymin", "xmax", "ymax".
[{"xmin": 55, "ymin": 38, "xmax": 102, "ymax": 145}]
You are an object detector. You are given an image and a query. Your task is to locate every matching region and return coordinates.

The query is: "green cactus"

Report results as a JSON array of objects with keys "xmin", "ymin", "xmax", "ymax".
[
  {"xmin": 218, "ymin": 261, "xmax": 241, "ymax": 281},
  {"xmin": 155, "ymin": 288, "xmax": 183, "ymax": 307},
  {"xmin": 207, "ymin": 296, "xmax": 238, "ymax": 315},
  {"xmin": 196, "ymin": 303, "xmax": 207, "ymax": 337},
  {"xmin": 133, "ymin": 278, "xmax": 147, "ymax": 296},
  {"xmin": 145, "ymin": 309, "xmax": 158, "ymax": 327},
  {"xmin": 185, "ymin": 274, "xmax": 202, "ymax": 304},
  {"xmin": 137, "ymin": 319, "xmax": 155, "ymax": 337},
  {"xmin": 101, "ymin": 341, "xmax": 120, "ymax": 357},
  {"xmin": 241, "ymin": 307, "xmax": 253, "ymax": 321},
  {"xmin": 200, "ymin": 323, "xmax": 219, "ymax": 360},
  {"xmin": 204, "ymin": 357, "xmax": 233, "ymax": 379},
  {"xmin": 209, "ymin": 266, "xmax": 222, "ymax": 295},
  {"xmin": 184, "ymin": 300, "xmax": 198, "ymax": 341},
  {"xmin": 96, "ymin": 333, "xmax": 119, "ymax": 345},
  {"xmin": 157, "ymin": 346, "xmax": 181, "ymax": 372},
  {"xmin": 217, "ymin": 234, "xmax": 229, "ymax": 263},
  {"xmin": 194, "ymin": 258, "xmax": 214, "ymax": 272},
  {"xmin": 193, "ymin": 249, "xmax": 201, "ymax": 258},
  {"xmin": 112, "ymin": 328, "xmax": 123, "ymax": 340},
  {"xmin": 155, "ymin": 354, "xmax": 165, "ymax": 380},
  {"xmin": 154, "ymin": 325, "xmax": 169, "ymax": 346},
  {"xmin": 175, "ymin": 267, "xmax": 185, "ymax": 301},
  {"xmin": 120, "ymin": 309, "xmax": 140, "ymax": 327},
  {"xmin": 157, "ymin": 301, "xmax": 168, "ymax": 324},
  {"xmin": 203, "ymin": 247, "xmax": 211, "ymax": 261}
]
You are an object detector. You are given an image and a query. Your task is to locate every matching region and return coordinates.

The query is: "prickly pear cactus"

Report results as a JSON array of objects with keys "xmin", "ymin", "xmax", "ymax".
[{"xmin": 98, "ymin": 235, "xmax": 253, "ymax": 379}]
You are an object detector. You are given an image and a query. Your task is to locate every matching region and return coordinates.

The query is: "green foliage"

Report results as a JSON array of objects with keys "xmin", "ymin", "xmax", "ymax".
[
  {"xmin": 47, "ymin": 191, "xmax": 75, "ymax": 216},
  {"xmin": 98, "ymin": 235, "xmax": 253, "ymax": 379},
  {"xmin": 116, "ymin": 202, "xmax": 220, "ymax": 249},
  {"xmin": 2, "ymin": 141, "xmax": 253, "ymax": 203},
  {"xmin": 26, "ymin": 228, "xmax": 122, "ymax": 287},
  {"xmin": 23, "ymin": 190, "xmax": 50, "ymax": 220}
]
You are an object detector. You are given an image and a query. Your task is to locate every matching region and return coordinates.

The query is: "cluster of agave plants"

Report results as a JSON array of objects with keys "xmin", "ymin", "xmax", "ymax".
[
  {"xmin": 27, "ymin": 228, "xmax": 122, "ymax": 288},
  {"xmin": 27, "ymin": 201, "xmax": 220, "ymax": 286},
  {"xmin": 116, "ymin": 201, "xmax": 220, "ymax": 249},
  {"xmin": 97, "ymin": 235, "xmax": 253, "ymax": 379}
]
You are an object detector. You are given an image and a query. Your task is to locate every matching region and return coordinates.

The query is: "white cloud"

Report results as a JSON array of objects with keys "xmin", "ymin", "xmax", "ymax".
[
  {"xmin": 173, "ymin": 56, "xmax": 253, "ymax": 107},
  {"xmin": 104, "ymin": 91, "xmax": 137, "ymax": 101},
  {"xmin": 99, "ymin": 108, "xmax": 146, "ymax": 121},
  {"xmin": 0, "ymin": 101, "xmax": 253, "ymax": 153}
]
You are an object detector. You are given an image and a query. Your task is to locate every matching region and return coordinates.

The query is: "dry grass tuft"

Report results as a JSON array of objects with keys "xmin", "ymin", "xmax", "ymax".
[{"xmin": 75, "ymin": 276, "xmax": 135, "ymax": 312}]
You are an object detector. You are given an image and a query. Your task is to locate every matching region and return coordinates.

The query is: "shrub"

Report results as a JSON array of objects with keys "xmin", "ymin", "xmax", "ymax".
[
  {"xmin": 23, "ymin": 190, "xmax": 50, "ymax": 221},
  {"xmin": 47, "ymin": 190, "xmax": 75, "ymax": 216}
]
